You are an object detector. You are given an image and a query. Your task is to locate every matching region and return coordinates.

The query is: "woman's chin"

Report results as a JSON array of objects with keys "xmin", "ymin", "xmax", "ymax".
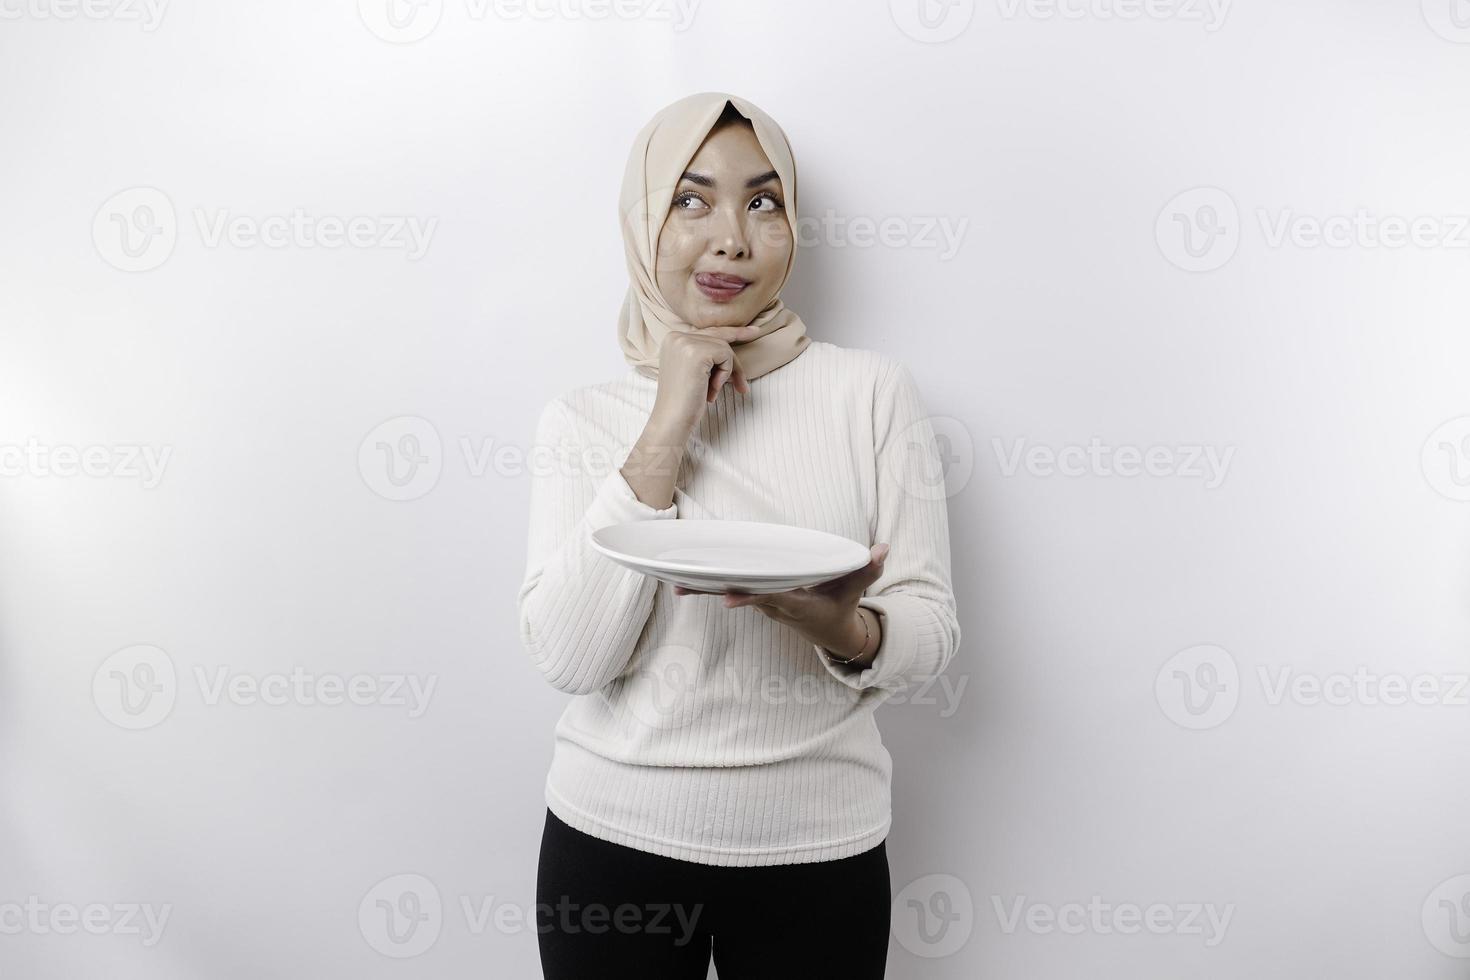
[
  {"xmin": 689, "ymin": 311, "xmax": 750, "ymax": 330},
  {"xmin": 685, "ymin": 299, "xmax": 762, "ymax": 329}
]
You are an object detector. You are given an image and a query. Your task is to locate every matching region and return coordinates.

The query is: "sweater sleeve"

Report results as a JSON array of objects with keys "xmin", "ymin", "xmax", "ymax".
[
  {"xmin": 814, "ymin": 361, "xmax": 962, "ymax": 693},
  {"xmin": 517, "ymin": 397, "xmax": 678, "ymax": 696}
]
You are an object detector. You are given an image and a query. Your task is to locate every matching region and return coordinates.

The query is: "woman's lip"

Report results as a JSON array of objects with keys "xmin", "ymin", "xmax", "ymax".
[
  {"xmin": 697, "ymin": 271, "xmax": 749, "ymax": 287},
  {"xmin": 694, "ymin": 272, "xmax": 749, "ymax": 301}
]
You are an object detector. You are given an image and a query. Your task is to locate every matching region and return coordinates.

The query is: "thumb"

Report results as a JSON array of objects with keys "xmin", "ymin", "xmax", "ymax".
[{"xmin": 854, "ymin": 543, "xmax": 889, "ymax": 591}]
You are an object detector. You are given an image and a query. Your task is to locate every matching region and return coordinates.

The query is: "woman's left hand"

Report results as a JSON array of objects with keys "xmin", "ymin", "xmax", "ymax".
[{"xmin": 674, "ymin": 543, "xmax": 890, "ymax": 658}]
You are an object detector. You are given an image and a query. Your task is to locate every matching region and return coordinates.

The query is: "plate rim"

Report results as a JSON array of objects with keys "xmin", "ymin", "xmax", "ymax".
[{"xmin": 590, "ymin": 519, "xmax": 871, "ymax": 579}]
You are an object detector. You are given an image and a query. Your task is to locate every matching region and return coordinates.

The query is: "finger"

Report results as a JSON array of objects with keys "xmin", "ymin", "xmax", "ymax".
[
  {"xmin": 727, "ymin": 588, "xmax": 806, "ymax": 618},
  {"xmin": 856, "ymin": 543, "xmax": 889, "ymax": 588},
  {"xmin": 674, "ymin": 585, "xmax": 723, "ymax": 596},
  {"xmin": 714, "ymin": 350, "xmax": 746, "ymax": 399},
  {"xmin": 812, "ymin": 544, "xmax": 888, "ymax": 598},
  {"xmin": 707, "ymin": 365, "xmax": 729, "ymax": 402},
  {"xmin": 722, "ymin": 586, "xmax": 771, "ymax": 608}
]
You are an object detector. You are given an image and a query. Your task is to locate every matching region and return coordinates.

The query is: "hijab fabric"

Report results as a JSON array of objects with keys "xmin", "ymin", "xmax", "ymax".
[{"xmin": 617, "ymin": 92, "xmax": 810, "ymax": 382}]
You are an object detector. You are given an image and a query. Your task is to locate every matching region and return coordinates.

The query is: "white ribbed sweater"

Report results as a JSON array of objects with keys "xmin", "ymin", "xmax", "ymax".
[{"xmin": 517, "ymin": 340, "xmax": 960, "ymax": 867}]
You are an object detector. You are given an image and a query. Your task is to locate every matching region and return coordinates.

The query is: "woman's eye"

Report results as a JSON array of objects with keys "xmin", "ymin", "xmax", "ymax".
[{"xmin": 672, "ymin": 190, "xmax": 783, "ymax": 213}]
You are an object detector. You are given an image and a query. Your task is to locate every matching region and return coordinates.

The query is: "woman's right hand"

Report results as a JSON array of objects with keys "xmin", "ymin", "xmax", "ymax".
[
  {"xmin": 621, "ymin": 323, "xmax": 761, "ymax": 511},
  {"xmin": 648, "ymin": 324, "xmax": 762, "ymax": 436}
]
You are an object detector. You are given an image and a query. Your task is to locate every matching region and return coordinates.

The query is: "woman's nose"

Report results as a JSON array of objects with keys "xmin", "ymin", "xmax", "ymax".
[{"xmin": 711, "ymin": 207, "xmax": 749, "ymax": 258}]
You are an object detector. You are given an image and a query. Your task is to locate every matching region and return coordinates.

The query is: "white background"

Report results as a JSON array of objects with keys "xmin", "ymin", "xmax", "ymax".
[{"xmin": 3, "ymin": 0, "xmax": 1470, "ymax": 976}]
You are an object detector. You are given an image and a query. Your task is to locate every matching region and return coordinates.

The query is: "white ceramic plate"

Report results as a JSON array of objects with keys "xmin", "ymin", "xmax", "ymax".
[{"xmin": 590, "ymin": 519, "xmax": 871, "ymax": 594}]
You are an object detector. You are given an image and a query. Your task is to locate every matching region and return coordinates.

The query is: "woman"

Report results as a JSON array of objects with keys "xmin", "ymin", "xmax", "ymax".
[{"xmin": 519, "ymin": 91, "xmax": 961, "ymax": 979}]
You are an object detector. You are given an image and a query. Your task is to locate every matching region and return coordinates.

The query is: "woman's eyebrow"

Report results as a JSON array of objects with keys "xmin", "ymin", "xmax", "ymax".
[{"xmin": 679, "ymin": 170, "xmax": 780, "ymax": 190}]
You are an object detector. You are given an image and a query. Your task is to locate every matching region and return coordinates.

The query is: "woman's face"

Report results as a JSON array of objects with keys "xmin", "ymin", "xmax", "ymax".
[{"xmin": 654, "ymin": 122, "xmax": 793, "ymax": 329}]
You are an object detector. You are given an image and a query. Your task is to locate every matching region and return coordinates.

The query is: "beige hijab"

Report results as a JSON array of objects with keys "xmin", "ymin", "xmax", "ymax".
[{"xmin": 617, "ymin": 92, "xmax": 811, "ymax": 382}]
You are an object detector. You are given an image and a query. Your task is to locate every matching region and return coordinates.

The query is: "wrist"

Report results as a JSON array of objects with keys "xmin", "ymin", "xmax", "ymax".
[
  {"xmin": 638, "ymin": 419, "xmax": 689, "ymax": 451},
  {"xmin": 646, "ymin": 404, "xmax": 698, "ymax": 442},
  {"xmin": 827, "ymin": 607, "xmax": 879, "ymax": 669},
  {"xmin": 625, "ymin": 426, "xmax": 687, "ymax": 479}
]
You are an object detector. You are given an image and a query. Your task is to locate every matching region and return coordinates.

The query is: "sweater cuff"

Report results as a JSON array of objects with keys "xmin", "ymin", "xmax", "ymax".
[
  {"xmin": 583, "ymin": 464, "xmax": 678, "ymax": 533},
  {"xmin": 813, "ymin": 595, "xmax": 919, "ymax": 691}
]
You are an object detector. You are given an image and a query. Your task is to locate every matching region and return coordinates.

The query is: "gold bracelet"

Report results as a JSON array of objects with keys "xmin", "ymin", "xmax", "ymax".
[{"xmin": 827, "ymin": 608, "xmax": 874, "ymax": 666}]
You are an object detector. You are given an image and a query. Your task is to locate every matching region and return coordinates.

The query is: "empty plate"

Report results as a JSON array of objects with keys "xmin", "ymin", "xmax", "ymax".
[{"xmin": 590, "ymin": 520, "xmax": 871, "ymax": 594}]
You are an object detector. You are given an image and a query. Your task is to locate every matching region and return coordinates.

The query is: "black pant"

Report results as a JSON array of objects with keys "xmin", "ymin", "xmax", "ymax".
[{"xmin": 536, "ymin": 808, "xmax": 891, "ymax": 979}]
